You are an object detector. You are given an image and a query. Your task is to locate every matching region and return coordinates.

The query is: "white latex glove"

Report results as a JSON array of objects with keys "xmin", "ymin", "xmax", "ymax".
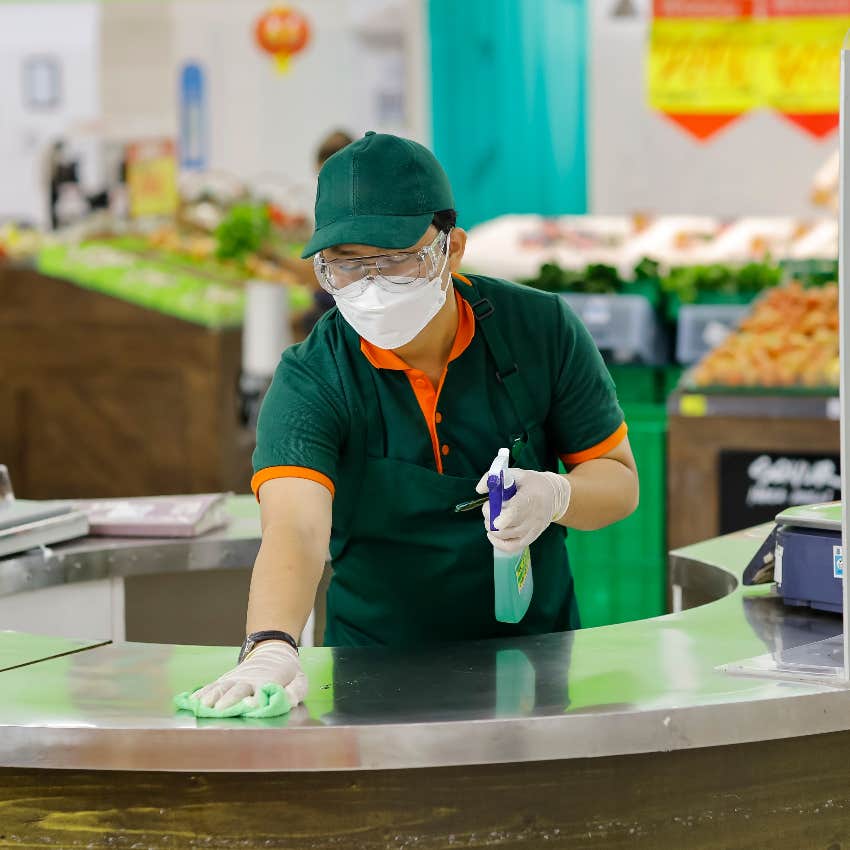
[
  {"xmin": 476, "ymin": 468, "xmax": 571, "ymax": 555},
  {"xmin": 192, "ymin": 641, "xmax": 308, "ymax": 711}
]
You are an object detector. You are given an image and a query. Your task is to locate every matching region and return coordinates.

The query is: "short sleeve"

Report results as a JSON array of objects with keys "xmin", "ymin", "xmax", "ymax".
[
  {"xmin": 548, "ymin": 298, "xmax": 626, "ymax": 465},
  {"xmin": 251, "ymin": 347, "xmax": 347, "ymax": 499}
]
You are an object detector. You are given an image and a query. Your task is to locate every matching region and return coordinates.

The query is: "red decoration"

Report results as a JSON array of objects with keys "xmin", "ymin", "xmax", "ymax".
[
  {"xmin": 254, "ymin": 6, "xmax": 310, "ymax": 72},
  {"xmin": 662, "ymin": 113, "xmax": 744, "ymax": 141},
  {"xmin": 780, "ymin": 113, "xmax": 840, "ymax": 138}
]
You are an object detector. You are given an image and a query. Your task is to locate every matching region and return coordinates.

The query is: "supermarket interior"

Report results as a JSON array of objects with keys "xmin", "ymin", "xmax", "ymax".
[{"xmin": 3, "ymin": 1, "xmax": 850, "ymax": 847}]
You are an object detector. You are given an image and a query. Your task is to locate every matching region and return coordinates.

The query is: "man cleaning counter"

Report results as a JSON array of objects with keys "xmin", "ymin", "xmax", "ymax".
[
  {"xmin": 4, "ymin": 514, "xmax": 850, "ymax": 849},
  {"xmin": 188, "ymin": 132, "xmax": 639, "ymax": 717}
]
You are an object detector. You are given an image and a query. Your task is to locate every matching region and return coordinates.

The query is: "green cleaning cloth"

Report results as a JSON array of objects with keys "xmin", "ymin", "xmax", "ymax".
[{"xmin": 174, "ymin": 683, "xmax": 292, "ymax": 718}]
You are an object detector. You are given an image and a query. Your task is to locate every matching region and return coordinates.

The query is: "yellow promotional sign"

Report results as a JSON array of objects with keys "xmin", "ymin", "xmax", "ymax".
[
  {"xmin": 648, "ymin": 2, "xmax": 850, "ymax": 139},
  {"xmin": 762, "ymin": 16, "xmax": 850, "ymax": 113},
  {"xmin": 127, "ymin": 139, "xmax": 179, "ymax": 219},
  {"xmin": 648, "ymin": 18, "xmax": 761, "ymax": 114}
]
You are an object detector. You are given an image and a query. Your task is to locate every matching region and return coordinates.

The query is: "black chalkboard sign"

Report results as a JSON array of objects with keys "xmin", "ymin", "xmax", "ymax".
[{"xmin": 719, "ymin": 450, "xmax": 841, "ymax": 535}]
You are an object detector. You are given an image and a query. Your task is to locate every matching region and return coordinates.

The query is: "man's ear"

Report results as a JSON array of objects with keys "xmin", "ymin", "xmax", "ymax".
[{"xmin": 448, "ymin": 228, "xmax": 467, "ymax": 274}]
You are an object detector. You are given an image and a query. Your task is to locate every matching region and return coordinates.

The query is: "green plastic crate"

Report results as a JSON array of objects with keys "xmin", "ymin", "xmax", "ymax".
[
  {"xmin": 661, "ymin": 366, "xmax": 685, "ymax": 400},
  {"xmin": 606, "ymin": 364, "xmax": 659, "ymax": 404},
  {"xmin": 567, "ymin": 403, "xmax": 667, "ymax": 628}
]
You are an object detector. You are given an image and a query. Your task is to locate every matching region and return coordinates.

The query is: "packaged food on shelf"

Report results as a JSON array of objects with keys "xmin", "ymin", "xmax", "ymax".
[
  {"xmin": 698, "ymin": 217, "xmax": 805, "ymax": 265},
  {"xmin": 787, "ymin": 218, "xmax": 838, "ymax": 261},
  {"xmin": 463, "ymin": 214, "xmax": 641, "ymax": 280},
  {"xmin": 616, "ymin": 216, "xmax": 722, "ymax": 276}
]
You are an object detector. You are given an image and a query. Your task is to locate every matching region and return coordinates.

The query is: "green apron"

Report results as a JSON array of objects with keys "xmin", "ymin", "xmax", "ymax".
[{"xmin": 325, "ymin": 278, "xmax": 580, "ymax": 647}]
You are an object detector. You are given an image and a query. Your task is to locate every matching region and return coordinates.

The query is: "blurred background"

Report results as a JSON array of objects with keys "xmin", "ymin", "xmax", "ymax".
[{"xmin": 1, "ymin": 0, "xmax": 845, "ymax": 629}]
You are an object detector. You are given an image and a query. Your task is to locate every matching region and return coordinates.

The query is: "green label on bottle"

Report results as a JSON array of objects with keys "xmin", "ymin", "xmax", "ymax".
[{"xmin": 516, "ymin": 548, "xmax": 531, "ymax": 591}]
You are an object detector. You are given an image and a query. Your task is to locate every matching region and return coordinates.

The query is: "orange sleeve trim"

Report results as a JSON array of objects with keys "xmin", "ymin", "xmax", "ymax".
[
  {"xmin": 453, "ymin": 273, "xmax": 473, "ymax": 286},
  {"xmin": 251, "ymin": 466, "xmax": 336, "ymax": 500},
  {"xmin": 561, "ymin": 422, "xmax": 628, "ymax": 466}
]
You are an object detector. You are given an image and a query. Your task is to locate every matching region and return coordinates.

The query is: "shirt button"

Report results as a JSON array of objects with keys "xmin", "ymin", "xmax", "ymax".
[
  {"xmin": 415, "ymin": 378, "xmax": 427, "ymax": 388},
  {"xmin": 442, "ymin": 444, "xmax": 450, "ymax": 456},
  {"xmin": 435, "ymin": 412, "xmax": 443, "ymax": 423}
]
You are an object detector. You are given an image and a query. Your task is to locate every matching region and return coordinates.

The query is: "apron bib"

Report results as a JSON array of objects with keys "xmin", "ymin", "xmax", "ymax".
[{"xmin": 325, "ymin": 277, "xmax": 580, "ymax": 647}]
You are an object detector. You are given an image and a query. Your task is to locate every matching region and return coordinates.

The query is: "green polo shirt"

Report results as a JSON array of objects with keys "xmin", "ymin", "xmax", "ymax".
[{"xmin": 252, "ymin": 273, "xmax": 626, "ymax": 497}]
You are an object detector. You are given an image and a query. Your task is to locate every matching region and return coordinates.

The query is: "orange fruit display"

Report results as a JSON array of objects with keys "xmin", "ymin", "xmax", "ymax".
[{"xmin": 692, "ymin": 282, "xmax": 839, "ymax": 389}]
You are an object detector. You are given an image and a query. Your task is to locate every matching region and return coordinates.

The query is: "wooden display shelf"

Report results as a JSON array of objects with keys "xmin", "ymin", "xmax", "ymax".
[
  {"xmin": 0, "ymin": 264, "xmax": 254, "ymax": 499},
  {"xmin": 667, "ymin": 391, "xmax": 840, "ymax": 551}
]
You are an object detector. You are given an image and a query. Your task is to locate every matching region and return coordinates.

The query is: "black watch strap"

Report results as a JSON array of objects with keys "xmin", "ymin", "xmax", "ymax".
[{"xmin": 239, "ymin": 629, "xmax": 299, "ymax": 663}]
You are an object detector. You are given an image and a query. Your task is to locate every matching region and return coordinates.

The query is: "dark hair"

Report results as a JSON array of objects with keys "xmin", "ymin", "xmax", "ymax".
[
  {"xmin": 316, "ymin": 130, "xmax": 354, "ymax": 167},
  {"xmin": 432, "ymin": 209, "xmax": 457, "ymax": 233}
]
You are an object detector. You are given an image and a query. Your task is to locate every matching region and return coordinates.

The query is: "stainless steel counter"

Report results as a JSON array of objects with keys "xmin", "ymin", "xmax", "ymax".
[
  {"xmin": 0, "ymin": 496, "xmax": 262, "ymax": 598},
  {"xmin": 1, "ymin": 499, "xmax": 848, "ymax": 772}
]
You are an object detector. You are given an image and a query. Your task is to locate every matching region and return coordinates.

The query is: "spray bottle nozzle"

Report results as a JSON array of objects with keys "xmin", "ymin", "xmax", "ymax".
[{"xmin": 487, "ymin": 448, "xmax": 515, "ymax": 532}]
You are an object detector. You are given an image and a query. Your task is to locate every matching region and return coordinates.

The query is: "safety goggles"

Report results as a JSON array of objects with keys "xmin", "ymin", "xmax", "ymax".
[{"xmin": 313, "ymin": 230, "xmax": 449, "ymax": 298}]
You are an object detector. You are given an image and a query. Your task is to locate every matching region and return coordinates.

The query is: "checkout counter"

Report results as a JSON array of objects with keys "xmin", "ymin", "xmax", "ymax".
[{"xmin": 2, "ymin": 497, "xmax": 850, "ymax": 847}]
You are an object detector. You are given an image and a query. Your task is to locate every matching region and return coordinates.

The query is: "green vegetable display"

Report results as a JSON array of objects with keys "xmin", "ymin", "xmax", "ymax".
[
  {"xmin": 522, "ymin": 262, "xmax": 629, "ymax": 295},
  {"xmin": 521, "ymin": 258, "xmax": 807, "ymax": 324},
  {"xmin": 215, "ymin": 204, "xmax": 271, "ymax": 262},
  {"xmin": 662, "ymin": 262, "xmax": 781, "ymax": 306},
  {"xmin": 521, "ymin": 259, "xmax": 662, "ymax": 306},
  {"xmin": 37, "ymin": 243, "xmax": 245, "ymax": 328}
]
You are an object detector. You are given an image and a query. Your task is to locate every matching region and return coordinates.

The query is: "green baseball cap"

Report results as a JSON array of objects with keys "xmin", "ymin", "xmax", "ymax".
[{"xmin": 301, "ymin": 131, "xmax": 455, "ymax": 259}]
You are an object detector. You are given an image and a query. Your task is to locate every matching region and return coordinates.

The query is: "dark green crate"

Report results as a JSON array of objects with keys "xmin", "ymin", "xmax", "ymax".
[
  {"xmin": 566, "ymin": 403, "xmax": 667, "ymax": 628},
  {"xmin": 606, "ymin": 364, "xmax": 661, "ymax": 405},
  {"xmin": 661, "ymin": 366, "xmax": 685, "ymax": 400}
]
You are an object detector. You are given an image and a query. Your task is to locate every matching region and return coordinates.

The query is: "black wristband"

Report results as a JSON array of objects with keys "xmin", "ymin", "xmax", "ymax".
[{"xmin": 239, "ymin": 629, "xmax": 299, "ymax": 663}]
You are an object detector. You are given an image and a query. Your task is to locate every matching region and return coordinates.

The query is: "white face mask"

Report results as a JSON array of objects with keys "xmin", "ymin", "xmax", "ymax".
[{"xmin": 333, "ymin": 235, "xmax": 451, "ymax": 349}]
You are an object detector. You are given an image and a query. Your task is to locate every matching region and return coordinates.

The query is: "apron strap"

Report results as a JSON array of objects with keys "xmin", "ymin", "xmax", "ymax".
[{"xmin": 457, "ymin": 276, "xmax": 540, "ymax": 459}]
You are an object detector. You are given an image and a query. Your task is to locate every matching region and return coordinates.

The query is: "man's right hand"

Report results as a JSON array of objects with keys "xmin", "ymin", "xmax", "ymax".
[{"xmin": 192, "ymin": 641, "xmax": 308, "ymax": 711}]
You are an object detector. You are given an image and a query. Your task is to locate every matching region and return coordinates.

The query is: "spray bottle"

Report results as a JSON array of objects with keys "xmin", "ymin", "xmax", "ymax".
[{"xmin": 487, "ymin": 448, "xmax": 534, "ymax": 623}]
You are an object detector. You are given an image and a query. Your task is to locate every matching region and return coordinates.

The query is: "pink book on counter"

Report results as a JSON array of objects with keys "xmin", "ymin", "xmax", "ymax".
[{"xmin": 72, "ymin": 494, "xmax": 230, "ymax": 538}]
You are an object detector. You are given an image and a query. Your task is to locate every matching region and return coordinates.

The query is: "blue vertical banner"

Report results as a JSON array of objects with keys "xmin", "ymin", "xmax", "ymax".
[
  {"xmin": 179, "ymin": 62, "xmax": 207, "ymax": 171},
  {"xmin": 429, "ymin": 0, "xmax": 588, "ymax": 228}
]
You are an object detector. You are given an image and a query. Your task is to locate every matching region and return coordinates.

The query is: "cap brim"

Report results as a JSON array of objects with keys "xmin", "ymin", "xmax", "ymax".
[{"xmin": 301, "ymin": 212, "xmax": 435, "ymax": 259}]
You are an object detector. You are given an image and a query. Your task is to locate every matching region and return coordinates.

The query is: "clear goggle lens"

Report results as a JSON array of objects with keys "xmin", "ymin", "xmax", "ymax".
[{"xmin": 314, "ymin": 231, "xmax": 448, "ymax": 296}]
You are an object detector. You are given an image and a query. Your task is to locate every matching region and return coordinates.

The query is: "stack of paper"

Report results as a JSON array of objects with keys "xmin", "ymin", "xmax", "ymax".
[{"xmin": 71, "ymin": 494, "xmax": 230, "ymax": 538}]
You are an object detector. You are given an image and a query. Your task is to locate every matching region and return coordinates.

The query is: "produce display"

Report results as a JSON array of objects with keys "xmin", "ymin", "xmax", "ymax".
[
  {"xmin": 690, "ymin": 282, "xmax": 839, "ymax": 390},
  {"xmin": 36, "ymin": 243, "xmax": 247, "ymax": 328},
  {"xmin": 22, "ymin": 195, "xmax": 317, "ymax": 329},
  {"xmin": 522, "ymin": 258, "xmax": 659, "ymax": 296},
  {"xmin": 661, "ymin": 262, "xmax": 783, "ymax": 319},
  {"xmin": 0, "ymin": 224, "xmax": 42, "ymax": 262},
  {"xmin": 464, "ymin": 214, "xmax": 836, "ymax": 283}
]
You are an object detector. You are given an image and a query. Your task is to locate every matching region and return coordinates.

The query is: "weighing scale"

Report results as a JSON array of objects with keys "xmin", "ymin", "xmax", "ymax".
[{"xmin": 744, "ymin": 503, "xmax": 844, "ymax": 614}]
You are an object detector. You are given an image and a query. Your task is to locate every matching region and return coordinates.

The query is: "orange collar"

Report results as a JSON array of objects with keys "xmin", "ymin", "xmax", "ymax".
[{"xmin": 360, "ymin": 277, "xmax": 476, "ymax": 371}]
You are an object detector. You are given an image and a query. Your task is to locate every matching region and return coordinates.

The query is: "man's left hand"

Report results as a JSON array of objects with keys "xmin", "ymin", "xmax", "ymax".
[{"xmin": 475, "ymin": 468, "xmax": 571, "ymax": 555}]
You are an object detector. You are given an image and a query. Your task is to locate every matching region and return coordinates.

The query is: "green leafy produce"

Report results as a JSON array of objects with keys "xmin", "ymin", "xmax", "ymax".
[
  {"xmin": 581, "ymin": 264, "xmax": 621, "ymax": 295},
  {"xmin": 734, "ymin": 262, "xmax": 782, "ymax": 293},
  {"xmin": 633, "ymin": 257, "xmax": 660, "ymax": 281},
  {"xmin": 662, "ymin": 261, "xmax": 783, "ymax": 306},
  {"xmin": 522, "ymin": 262, "xmax": 622, "ymax": 294},
  {"xmin": 522, "ymin": 258, "xmax": 663, "ymax": 297},
  {"xmin": 215, "ymin": 204, "xmax": 271, "ymax": 262},
  {"xmin": 521, "ymin": 262, "xmax": 582, "ymax": 292}
]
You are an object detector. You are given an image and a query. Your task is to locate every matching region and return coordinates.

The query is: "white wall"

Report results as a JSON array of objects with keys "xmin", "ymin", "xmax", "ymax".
[
  {"xmin": 170, "ymin": 0, "xmax": 427, "ymax": 213},
  {"xmin": 0, "ymin": 3, "xmax": 100, "ymax": 226},
  {"xmin": 0, "ymin": 0, "xmax": 427, "ymax": 224},
  {"xmin": 100, "ymin": 0, "xmax": 176, "ymax": 139},
  {"xmin": 589, "ymin": 2, "xmax": 836, "ymax": 216}
]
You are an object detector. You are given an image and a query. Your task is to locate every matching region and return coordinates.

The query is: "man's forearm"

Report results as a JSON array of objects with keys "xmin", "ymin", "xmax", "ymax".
[
  {"xmin": 557, "ymin": 458, "xmax": 639, "ymax": 532},
  {"xmin": 245, "ymin": 523, "xmax": 326, "ymax": 640}
]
